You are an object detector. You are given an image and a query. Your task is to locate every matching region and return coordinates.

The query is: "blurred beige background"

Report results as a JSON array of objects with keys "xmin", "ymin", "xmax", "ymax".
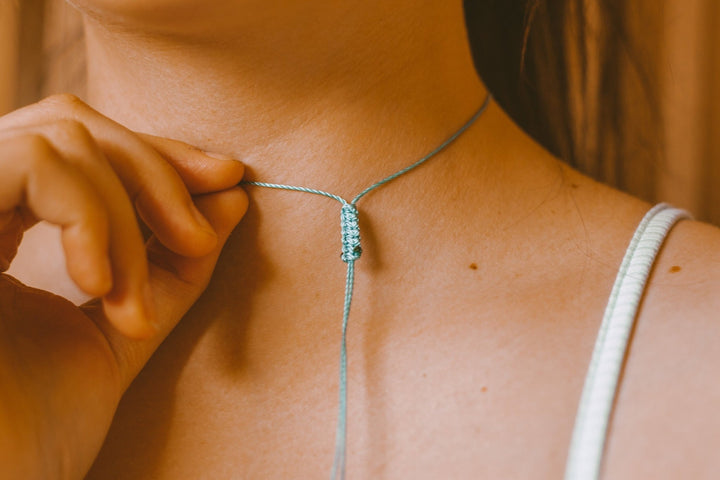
[{"xmin": 1, "ymin": 0, "xmax": 719, "ymax": 225}]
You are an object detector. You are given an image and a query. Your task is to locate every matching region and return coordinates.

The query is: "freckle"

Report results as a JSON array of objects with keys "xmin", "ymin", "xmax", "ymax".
[
  {"xmin": 669, "ymin": 265, "xmax": 682, "ymax": 273},
  {"xmin": 469, "ymin": 263, "xmax": 478, "ymax": 270},
  {"xmin": 481, "ymin": 386, "xmax": 488, "ymax": 393},
  {"xmin": 571, "ymin": 183, "xmax": 579, "ymax": 189}
]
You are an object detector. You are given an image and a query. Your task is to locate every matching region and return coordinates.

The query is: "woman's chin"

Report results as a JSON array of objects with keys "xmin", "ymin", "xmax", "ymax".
[{"xmin": 71, "ymin": 0, "xmax": 236, "ymax": 34}]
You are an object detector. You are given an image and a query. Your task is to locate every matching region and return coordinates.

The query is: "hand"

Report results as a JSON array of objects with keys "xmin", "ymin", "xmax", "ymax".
[{"xmin": 0, "ymin": 94, "xmax": 248, "ymax": 479}]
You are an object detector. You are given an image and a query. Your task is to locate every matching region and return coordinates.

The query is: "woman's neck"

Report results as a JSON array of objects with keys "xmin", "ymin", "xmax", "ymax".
[{"xmin": 81, "ymin": 1, "xmax": 490, "ymax": 195}]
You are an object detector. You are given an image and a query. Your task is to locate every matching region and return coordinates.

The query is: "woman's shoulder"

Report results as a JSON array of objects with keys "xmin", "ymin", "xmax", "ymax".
[
  {"xmin": 562, "ymin": 167, "xmax": 719, "ymax": 312},
  {"xmin": 603, "ymin": 214, "xmax": 720, "ymax": 478},
  {"xmin": 642, "ymin": 214, "xmax": 720, "ymax": 319},
  {"xmin": 555, "ymin": 167, "xmax": 720, "ymax": 476}
]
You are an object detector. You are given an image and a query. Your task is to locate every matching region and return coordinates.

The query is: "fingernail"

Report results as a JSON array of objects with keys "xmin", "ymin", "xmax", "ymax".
[
  {"xmin": 202, "ymin": 150, "xmax": 240, "ymax": 162},
  {"xmin": 190, "ymin": 204, "xmax": 217, "ymax": 238}
]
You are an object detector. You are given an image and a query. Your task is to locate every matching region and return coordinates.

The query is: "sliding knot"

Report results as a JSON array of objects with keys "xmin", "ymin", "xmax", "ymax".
[{"xmin": 340, "ymin": 203, "xmax": 362, "ymax": 262}]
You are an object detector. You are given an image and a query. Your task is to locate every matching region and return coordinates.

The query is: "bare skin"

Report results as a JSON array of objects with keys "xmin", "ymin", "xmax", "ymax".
[{"xmin": 4, "ymin": 0, "xmax": 720, "ymax": 478}]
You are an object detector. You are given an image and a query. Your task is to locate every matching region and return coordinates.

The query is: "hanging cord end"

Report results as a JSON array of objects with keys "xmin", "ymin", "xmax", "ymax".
[{"xmin": 340, "ymin": 203, "xmax": 362, "ymax": 263}]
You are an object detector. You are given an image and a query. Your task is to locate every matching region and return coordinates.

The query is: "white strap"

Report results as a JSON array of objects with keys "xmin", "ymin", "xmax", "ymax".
[{"xmin": 564, "ymin": 203, "xmax": 691, "ymax": 480}]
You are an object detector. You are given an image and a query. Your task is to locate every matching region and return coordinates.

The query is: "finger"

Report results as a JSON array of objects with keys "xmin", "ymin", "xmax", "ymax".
[
  {"xmin": 0, "ymin": 135, "xmax": 113, "ymax": 298},
  {"xmin": 34, "ymin": 95, "xmax": 218, "ymax": 257},
  {"xmin": 148, "ymin": 187, "xmax": 249, "ymax": 295},
  {"xmin": 5, "ymin": 121, "xmax": 164, "ymax": 335},
  {"xmin": 137, "ymin": 134, "xmax": 245, "ymax": 194},
  {"xmin": 84, "ymin": 186, "xmax": 248, "ymax": 389},
  {"xmin": 2, "ymin": 107, "xmax": 244, "ymax": 196}
]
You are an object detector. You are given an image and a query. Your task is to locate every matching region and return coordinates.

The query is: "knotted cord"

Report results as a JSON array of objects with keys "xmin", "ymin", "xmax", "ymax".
[{"xmin": 241, "ymin": 94, "xmax": 491, "ymax": 479}]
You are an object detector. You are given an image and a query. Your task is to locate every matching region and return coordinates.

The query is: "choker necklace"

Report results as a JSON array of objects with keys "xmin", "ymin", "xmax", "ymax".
[{"xmin": 241, "ymin": 94, "xmax": 491, "ymax": 479}]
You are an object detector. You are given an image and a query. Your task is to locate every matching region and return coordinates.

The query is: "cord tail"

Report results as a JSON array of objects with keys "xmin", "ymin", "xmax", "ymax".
[{"xmin": 331, "ymin": 260, "xmax": 355, "ymax": 480}]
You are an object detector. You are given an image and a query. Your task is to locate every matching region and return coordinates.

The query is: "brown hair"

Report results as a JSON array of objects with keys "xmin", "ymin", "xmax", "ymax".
[{"xmin": 465, "ymin": 0, "xmax": 662, "ymax": 198}]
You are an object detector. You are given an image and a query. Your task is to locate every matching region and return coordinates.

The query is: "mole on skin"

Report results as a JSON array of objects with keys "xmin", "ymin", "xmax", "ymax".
[
  {"xmin": 469, "ymin": 263, "xmax": 478, "ymax": 270},
  {"xmin": 669, "ymin": 265, "xmax": 682, "ymax": 273}
]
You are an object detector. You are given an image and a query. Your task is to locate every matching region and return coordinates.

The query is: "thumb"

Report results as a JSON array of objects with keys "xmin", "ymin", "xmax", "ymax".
[
  {"xmin": 145, "ymin": 186, "xmax": 248, "ymax": 333},
  {"xmin": 85, "ymin": 186, "xmax": 248, "ymax": 390}
]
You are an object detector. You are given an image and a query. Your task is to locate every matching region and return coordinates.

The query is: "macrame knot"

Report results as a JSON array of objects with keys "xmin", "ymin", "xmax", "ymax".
[{"xmin": 340, "ymin": 203, "xmax": 362, "ymax": 262}]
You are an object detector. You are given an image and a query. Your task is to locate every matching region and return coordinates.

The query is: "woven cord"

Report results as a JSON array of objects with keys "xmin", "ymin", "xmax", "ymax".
[{"xmin": 241, "ymin": 94, "xmax": 491, "ymax": 480}]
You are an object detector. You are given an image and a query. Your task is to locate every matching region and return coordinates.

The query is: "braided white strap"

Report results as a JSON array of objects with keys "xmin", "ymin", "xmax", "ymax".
[{"xmin": 564, "ymin": 203, "xmax": 691, "ymax": 480}]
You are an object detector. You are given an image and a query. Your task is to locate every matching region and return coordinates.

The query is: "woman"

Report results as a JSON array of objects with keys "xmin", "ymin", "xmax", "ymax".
[{"xmin": 1, "ymin": 0, "xmax": 718, "ymax": 478}]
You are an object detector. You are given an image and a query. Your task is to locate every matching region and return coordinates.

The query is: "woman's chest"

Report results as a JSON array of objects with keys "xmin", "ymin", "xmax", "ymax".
[
  {"xmin": 86, "ymin": 262, "xmax": 614, "ymax": 479},
  {"xmin": 86, "ymin": 199, "xmax": 704, "ymax": 479}
]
